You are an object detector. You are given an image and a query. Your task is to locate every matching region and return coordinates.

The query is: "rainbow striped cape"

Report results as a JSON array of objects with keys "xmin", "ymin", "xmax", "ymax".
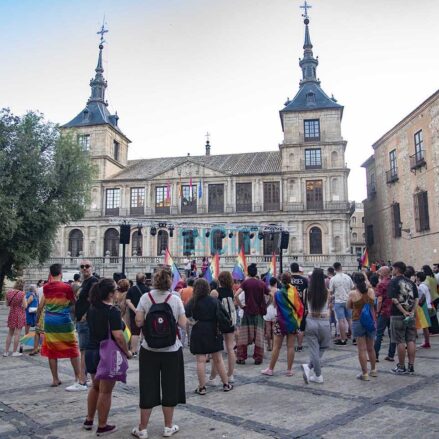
[
  {"xmin": 164, "ymin": 248, "xmax": 181, "ymax": 291},
  {"xmin": 416, "ymin": 302, "xmax": 432, "ymax": 330},
  {"xmin": 274, "ymin": 284, "xmax": 304, "ymax": 334}
]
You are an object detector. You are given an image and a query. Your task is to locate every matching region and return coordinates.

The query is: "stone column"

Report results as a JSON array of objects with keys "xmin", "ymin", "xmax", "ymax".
[{"xmin": 327, "ymin": 220, "xmax": 333, "ymax": 255}]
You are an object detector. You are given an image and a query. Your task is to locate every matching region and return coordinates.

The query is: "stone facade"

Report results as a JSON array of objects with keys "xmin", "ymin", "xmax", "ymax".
[
  {"xmin": 350, "ymin": 202, "xmax": 366, "ymax": 258},
  {"xmin": 362, "ymin": 90, "xmax": 439, "ymax": 266}
]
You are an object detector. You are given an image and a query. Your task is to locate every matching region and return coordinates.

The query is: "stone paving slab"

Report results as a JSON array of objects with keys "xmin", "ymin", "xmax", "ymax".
[{"xmin": 0, "ymin": 304, "xmax": 439, "ymax": 439}]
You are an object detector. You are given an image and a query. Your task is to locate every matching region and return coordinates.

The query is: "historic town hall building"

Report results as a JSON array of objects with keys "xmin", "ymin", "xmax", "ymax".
[{"xmin": 43, "ymin": 12, "xmax": 355, "ymax": 277}]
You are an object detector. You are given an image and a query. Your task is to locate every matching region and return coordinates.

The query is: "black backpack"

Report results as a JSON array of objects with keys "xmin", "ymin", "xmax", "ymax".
[{"xmin": 142, "ymin": 293, "xmax": 177, "ymax": 348}]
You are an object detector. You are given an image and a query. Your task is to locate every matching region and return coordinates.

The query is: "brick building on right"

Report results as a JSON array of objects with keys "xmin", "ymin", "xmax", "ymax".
[{"xmin": 362, "ymin": 89, "xmax": 439, "ymax": 266}]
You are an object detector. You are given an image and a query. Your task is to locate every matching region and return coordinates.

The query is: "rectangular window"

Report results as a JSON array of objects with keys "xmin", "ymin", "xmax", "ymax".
[
  {"xmin": 78, "ymin": 134, "xmax": 90, "ymax": 151},
  {"xmin": 414, "ymin": 191, "xmax": 430, "ymax": 232},
  {"xmin": 368, "ymin": 171, "xmax": 376, "ymax": 195},
  {"xmin": 130, "ymin": 187, "xmax": 145, "ymax": 215},
  {"xmin": 414, "ymin": 130, "xmax": 424, "ymax": 160},
  {"xmin": 208, "ymin": 184, "xmax": 224, "ymax": 213},
  {"xmin": 236, "ymin": 183, "xmax": 252, "ymax": 212},
  {"xmin": 105, "ymin": 188, "xmax": 120, "ymax": 215},
  {"xmin": 392, "ymin": 202, "xmax": 401, "ymax": 238},
  {"xmin": 305, "ymin": 148, "xmax": 322, "ymax": 169},
  {"xmin": 155, "ymin": 186, "xmax": 170, "ymax": 214},
  {"xmin": 181, "ymin": 185, "xmax": 197, "ymax": 214},
  {"xmin": 389, "ymin": 149, "xmax": 397, "ymax": 175},
  {"xmin": 263, "ymin": 182, "xmax": 280, "ymax": 211},
  {"xmin": 306, "ymin": 180, "xmax": 323, "ymax": 210},
  {"xmin": 114, "ymin": 141, "xmax": 120, "ymax": 161},
  {"xmin": 366, "ymin": 225, "xmax": 374, "ymax": 246},
  {"xmin": 304, "ymin": 119, "xmax": 320, "ymax": 141}
]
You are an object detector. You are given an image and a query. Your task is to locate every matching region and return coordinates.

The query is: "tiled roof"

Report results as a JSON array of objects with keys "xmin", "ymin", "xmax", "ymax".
[{"xmin": 110, "ymin": 151, "xmax": 281, "ymax": 180}]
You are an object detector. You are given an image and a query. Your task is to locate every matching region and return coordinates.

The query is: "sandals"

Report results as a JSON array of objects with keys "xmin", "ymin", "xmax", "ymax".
[
  {"xmin": 223, "ymin": 383, "xmax": 233, "ymax": 392},
  {"xmin": 194, "ymin": 386, "xmax": 206, "ymax": 395}
]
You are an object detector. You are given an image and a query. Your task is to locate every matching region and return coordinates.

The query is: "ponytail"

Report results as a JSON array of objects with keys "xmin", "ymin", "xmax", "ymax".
[{"xmin": 89, "ymin": 278, "xmax": 116, "ymax": 304}]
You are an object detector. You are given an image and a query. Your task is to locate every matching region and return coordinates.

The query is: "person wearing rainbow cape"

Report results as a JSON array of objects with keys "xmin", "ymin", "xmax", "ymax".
[{"xmin": 261, "ymin": 272, "xmax": 303, "ymax": 376}]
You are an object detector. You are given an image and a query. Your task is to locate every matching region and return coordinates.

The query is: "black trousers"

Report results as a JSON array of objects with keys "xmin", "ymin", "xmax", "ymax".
[{"xmin": 139, "ymin": 347, "xmax": 186, "ymax": 409}]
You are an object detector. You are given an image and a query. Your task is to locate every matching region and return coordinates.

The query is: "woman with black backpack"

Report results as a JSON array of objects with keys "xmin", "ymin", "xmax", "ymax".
[
  {"xmin": 347, "ymin": 272, "xmax": 377, "ymax": 381},
  {"xmin": 132, "ymin": 269, "xmax": 187, "ymax": 439},
  {"xmin": 186, "ymin": 278, "xmax": 233, "ymax": 395}
]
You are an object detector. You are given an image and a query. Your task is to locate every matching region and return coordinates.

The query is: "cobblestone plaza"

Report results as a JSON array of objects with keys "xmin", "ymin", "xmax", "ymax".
[{"xmin": 0, "ymin": 305, "xmax": 438, "ymax": 439}]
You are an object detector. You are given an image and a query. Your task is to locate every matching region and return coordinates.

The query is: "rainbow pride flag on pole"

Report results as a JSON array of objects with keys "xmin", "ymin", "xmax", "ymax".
[
  {"xmin": 204, "ymin": 253, "xmax": 220, "ymax": 283},
  {"xmin": 232, "ymin": 246, "xmax": 247, "ymax": 280},
  {"xmin": 265, "ymin": 252, "xmax": 277, "ymax": 286},
  {"xmin": 164, "ymin": 248, "xmax": 181, "ymax": 291},
  {"xmin": 274, "ymin": 284, "xmax": 304, "ymax": 334},
  {"xmin": 416, "ymin": 302, "xmax": 432, "ymax": 330},
  {"xmin": 360, "ymin": 248, "xmax": 369, "ymax": 268}
]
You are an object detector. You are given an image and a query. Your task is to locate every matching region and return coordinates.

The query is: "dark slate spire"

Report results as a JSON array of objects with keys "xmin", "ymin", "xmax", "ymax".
[
  {"xmin": 62, "ymin": 24, "xmax": 128, "ymax": 138},
  {"xmin": 299, "ymin": 17, "xmax": 319, "ymax": 87}
]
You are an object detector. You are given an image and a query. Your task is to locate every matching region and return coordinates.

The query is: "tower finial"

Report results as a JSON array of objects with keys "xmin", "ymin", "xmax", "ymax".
[
  {"xmin": 97, "ymin": 16, "xmax": 108, "ymax": 47},
  {"xmin": 205, "ymin": 132, "xmax": 211, "ymax": 156},
  {"xmin": 300, "ymin": 1, "xmax": 312, "ymax": 21}
]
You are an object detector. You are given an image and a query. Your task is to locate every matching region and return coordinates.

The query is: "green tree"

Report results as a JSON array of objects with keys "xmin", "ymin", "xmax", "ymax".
[{"xmin": 0, "ymin": 109, "xmax": 95, "ymax": 291}]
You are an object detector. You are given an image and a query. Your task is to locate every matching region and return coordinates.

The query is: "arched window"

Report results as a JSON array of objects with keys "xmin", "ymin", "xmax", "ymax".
[
  {"xmin": 183, "ymin": 230, "xmax": 195, "ymax": 256},
  {"xmin": 157, "ymin": 230, "xmax": 168, "ymax": 256},
  {"xmin": 309, "ymin": 227, "xmax": 322, "ymax": 255},
  {"xmin": 238, "ymin": 231, "xmax": 251, "ymax": 255},
  {"xmin": 104, "ymin": 228, "xmax": 120, "ymax": 256},
  {"xmin": 211, "ymin": 229, "xmax": 224, "ymax": 255},
  {"xmin": 131, "ymin": 231, "xmax": 143, "ymax": 256},
  {"xmin": 263, "ymin": 232, "xmax": 279, "ymax": 255},
  {"xmin": 68, "ymin": 229, "xmax": 83, "ymax": 257}
]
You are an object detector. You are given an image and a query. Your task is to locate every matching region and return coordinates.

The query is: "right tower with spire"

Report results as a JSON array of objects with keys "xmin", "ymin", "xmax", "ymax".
[{"xmin": 280, "ymin": 2, "xmax": 351, "ymax": 257}]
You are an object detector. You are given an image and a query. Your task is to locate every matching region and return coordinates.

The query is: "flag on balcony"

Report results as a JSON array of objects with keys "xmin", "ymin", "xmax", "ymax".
[
  {"xmin": 360, "ymin": 248, "xmax": 369, "ymax": 268},
  {"xmin": 198, "ymin": 180, "xmax": 203, "ymax": 199},
  {"xmin": 265, "ymin": 252, "xmax": 277, "ymax": 286},
  {"xmin": 232, "ymin": 246, "xmax": 247, "ymax": 280},
  {"xmin": 204, "ymin": 253, "xmax": 220, "ymax": 283},
  {"xmin": 164, "ymin": 248, "xmax": 181, "ymax": 291}
]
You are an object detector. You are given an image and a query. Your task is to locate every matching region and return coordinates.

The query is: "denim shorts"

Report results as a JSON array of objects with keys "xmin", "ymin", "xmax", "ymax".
[
  {"xmin": 334, "ymin": 302, "xmax": 352, "ymax": 321},
  {"xmin": 76, "ymin": 321, "xmax": 90, "ymax": 351},
  {"xmin": 352, "ymin": 320, "xmax": 376, "ymax": 339}
]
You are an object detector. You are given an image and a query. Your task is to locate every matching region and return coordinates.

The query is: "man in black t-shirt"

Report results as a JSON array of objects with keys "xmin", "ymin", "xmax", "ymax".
[
  {"xmin": 388, "ymin": 261, "xmax": 419, "ymax": 375},
  {"xmin": 126, "ymin": 273, "xmax": 149, "ymax": 356},
  {"xmin": 74, "ymin": 260, "xmax": 98, "ymax": 386},
  {"xmin": 291, "ymin": 263, "xmax": 308, "ymax": 352}
]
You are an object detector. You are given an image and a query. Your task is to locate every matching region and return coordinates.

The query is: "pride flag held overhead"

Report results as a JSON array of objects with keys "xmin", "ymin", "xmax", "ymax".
[
  {"xmin": 204, "ymin": 253, "xmax": 220, "ymax": 283},
  {"xmin": 232, "ymin": 246, "xmax": 247, "ymax": 280},
  {"xmin": 360, "ymin": 248, "xmax": 369, "ymax": 268},
  {"xmin": 265, "ymin": 252, "xmax": 277, "ymax": 286},
  {"xmin": 164, "ymin": 248, "xmax": 181, "ymax": 291}
]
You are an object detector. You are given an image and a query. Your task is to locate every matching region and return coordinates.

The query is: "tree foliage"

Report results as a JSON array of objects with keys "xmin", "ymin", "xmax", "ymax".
[{"xmin": 0, "ymin": 108, "xmax": 95, "ymax": 290}]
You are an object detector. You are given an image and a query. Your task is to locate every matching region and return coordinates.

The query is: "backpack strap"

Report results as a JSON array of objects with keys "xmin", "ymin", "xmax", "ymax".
[
  {"xmin": 148, "ymin": 292, "xmax": 156, "ymax": 305},
  {"xmin": 164, "ymin": 293, "xmax": 172, "ymax": 303}
]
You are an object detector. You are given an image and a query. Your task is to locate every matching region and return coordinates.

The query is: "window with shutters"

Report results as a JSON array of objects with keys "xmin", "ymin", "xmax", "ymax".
[
  {"xmin": 105, "ymin": 189, "xmax": 120, "ymax": 215},
  {"xmin": 130, "ymin": 188, "xmax": 145, "ymax": 215},
  {"xmin": 263, "ymin": 182, "xmax": 280, "ymax": 211},
  {"xmin": 155, "ymin": 186, "xmax": 170, "ymax": 214},
  {"xmin": 304, "ymin": 119, "xmax": 320, "ymax": 141},
  {"xmin": 309, "ymin": 227, "xmax": 322, "ymax": 254},
  {"xmin": 306, "ymin": 180, "xmax": 323, "ymax": 210},
  {"xmin": 104, "ymin": 228, "xmax": 119, "ymax": 256},
  {"xmin": 236, "ymin": 183, "xmax": 252, "ymax": 212},
  {"xmin": 131, "ymin": 231, "xmax": 143, "ymax": 256},
  {"xmin": 68, "ymin": 229, "xmax": 83, "ymax": 257},
  {"xmin": 157, "ymin": 230, "xmax": 169, "ymax": 256},
  {"xmin": 414, "ymin": 191, "xmax": 430, "ymax": 232},
  {"xmin": 208, "ymin": 184, "xmax": 224, "ymax": 213},
  {"xmin": 392, "ymin": 203, "xmax": 402, "ymax": 238}
]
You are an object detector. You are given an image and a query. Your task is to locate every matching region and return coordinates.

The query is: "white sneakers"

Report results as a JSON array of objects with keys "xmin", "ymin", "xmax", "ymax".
[
  {"xmin": 163, "ymin": 425, "xmax": 179, "ymax": 437},
  {"xmin": 206, "ymin": 377, "xmax": 217, "ymax": 386},
  {"xmin": 65, "ymin": 382, "xmax": 88, "ymax": 392},
  {"xmin": 132, "ymin": 427, "xmax": 148, "ymax": 439},
  {"xmin": 11, "ymin": 352, "xmax": 23, "ymax": 357},
  {"xmin": 302, "ymin": 364, "xmax": 323, "ymax": 384}
]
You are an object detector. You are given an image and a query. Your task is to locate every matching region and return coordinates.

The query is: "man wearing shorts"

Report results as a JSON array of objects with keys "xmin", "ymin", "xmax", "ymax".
[
  {"xmin": 388, "ymin": 261, "xmax": 418, "ymax": 375},
  {"xmin": 126, "ymin": 273, "xmax": 149, "ymax": 356},
  {"xmin": 329, "ymin": 262, "xmax": 354, "ymax": 346},
  {"xmin": 74, "ymin": 260, "xmax": 98, "ymax": 387}
]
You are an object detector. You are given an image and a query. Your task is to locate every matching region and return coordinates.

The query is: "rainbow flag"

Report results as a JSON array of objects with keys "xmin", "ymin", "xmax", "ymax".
[
  {"xmin": 232, "ymin": 246, "xmax": 247, "ymax": 280},
  {"xmin": 360, "ymin": 248, "xmax": 369, "ymax": 268},
  {"xmin": 164, "ymin": 248, "xmax": 181, "ymax": 291},
  {"xmin": 265, "ymin": 252, "xmax": 277, "ymax": 286},
  {"xmin": 274, "ymin": 284, "xmax": 304, "ymax": 334},
  {"xmin": 203, "ymin": 253, "xmax": 220, "ymax": 283},
  {"xmin": 416, "ymin": 302, "xmax": 432, "ymax": 330}
]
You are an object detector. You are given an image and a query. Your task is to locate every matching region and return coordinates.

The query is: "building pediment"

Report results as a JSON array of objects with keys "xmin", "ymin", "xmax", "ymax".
[{"xmin": 152, "ymin": 159, "xmax": 228, "ymax": 181}]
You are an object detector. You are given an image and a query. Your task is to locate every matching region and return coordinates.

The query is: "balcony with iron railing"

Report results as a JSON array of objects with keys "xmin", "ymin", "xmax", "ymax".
[
  {"xmin": 385, "ymin": 167, "xmax": 399, "ymax": 184},
  {"xmin": 409, "ymin": 151, "xmax": 426, "ymax": 171}
]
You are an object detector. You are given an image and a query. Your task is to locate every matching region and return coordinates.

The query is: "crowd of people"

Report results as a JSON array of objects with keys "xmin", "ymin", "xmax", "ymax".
[{"xmin": 2, "ymin": 258, "xmax": 438, "ymax": 437}]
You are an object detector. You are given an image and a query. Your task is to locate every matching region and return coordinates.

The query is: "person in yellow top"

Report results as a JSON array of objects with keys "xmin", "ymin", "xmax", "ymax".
[{"xmin": 423, "ymin": 265, "xmax": 439, "ymax": 335}]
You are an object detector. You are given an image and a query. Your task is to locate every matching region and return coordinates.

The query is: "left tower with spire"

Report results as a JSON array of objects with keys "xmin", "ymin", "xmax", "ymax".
[{"xmin": 61, "ymin": 24, "xmax": 130, "ymax": 179}]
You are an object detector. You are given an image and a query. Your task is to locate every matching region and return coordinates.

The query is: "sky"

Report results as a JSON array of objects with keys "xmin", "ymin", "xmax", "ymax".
[{"xmin": 1, "ymin": 0, "xmax": 439, "ymax": 202}]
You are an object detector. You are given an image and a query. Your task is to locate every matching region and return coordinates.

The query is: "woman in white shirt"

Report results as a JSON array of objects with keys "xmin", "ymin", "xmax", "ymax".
[
  {"xmin": 132, "ymin": 269, "xmax": 187, "ymax": 439},
  {"xmin": 416, "ymin": 271, "xmax": 432, "ymax": 349}
]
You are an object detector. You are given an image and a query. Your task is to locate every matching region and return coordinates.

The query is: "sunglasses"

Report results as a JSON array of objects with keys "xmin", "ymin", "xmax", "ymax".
[{"xmin": 80, "ymin": 264, "xmax": 91, "ymax": 269}]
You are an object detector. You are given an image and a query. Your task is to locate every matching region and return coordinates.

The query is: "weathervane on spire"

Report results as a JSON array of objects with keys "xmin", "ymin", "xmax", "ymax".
[
  {"xmin": 205, "ymin": 132, "xmax": 211, "ymax": 143},
  {"xmin": 300, "ymin": 1, "xmax": 312, "ymax": 20},
  {"xmin": 97, "ymin": 17, "xmax": 108, "ymax": 46}
]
